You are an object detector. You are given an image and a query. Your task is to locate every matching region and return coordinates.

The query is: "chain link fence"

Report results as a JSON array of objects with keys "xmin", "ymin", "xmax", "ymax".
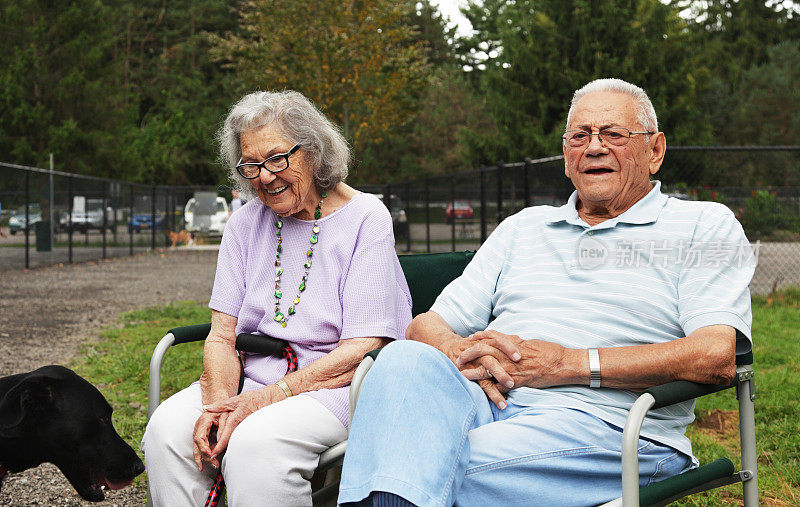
[
  {"xmin": 366, "ymin": 146, "xmax": 800, "ymax": 295},
  {"xmin": 3, "ymin": 147, "xmax": 799, "ymax": 294},
  {"xmin": 0, "ymin": 162, "xmax": 226, "ymax": 271}
]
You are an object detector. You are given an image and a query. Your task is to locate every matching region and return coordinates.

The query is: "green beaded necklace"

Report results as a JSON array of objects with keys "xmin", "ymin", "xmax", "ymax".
[{"xmin": 272, "ymin": 191, "xmax": 326, "ymax": 327}]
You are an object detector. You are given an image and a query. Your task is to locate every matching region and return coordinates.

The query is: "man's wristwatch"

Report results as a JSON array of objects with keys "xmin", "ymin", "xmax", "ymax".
[{"xmin": 588, "ymin": 348, "xmax": 601, "ymax": 388}]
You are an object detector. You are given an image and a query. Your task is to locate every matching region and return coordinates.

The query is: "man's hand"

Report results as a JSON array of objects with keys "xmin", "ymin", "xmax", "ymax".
[
  {"xmin": 456, "ymin": 331, "xmax": 574, "ymax": 407},
  {"xmin": 438, "ymin": 330, "xmax": 520, "ymax": 409}
]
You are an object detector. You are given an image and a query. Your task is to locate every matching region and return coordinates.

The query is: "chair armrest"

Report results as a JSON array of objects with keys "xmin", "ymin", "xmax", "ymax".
[
  {"xmin": 644, "ymin": 379, "xmax": 735, "ymax": 410},
  {"xmin": 348, "ymin": 347, "xmax": 384, "ymax": 427},
  {"xmin": 621, "ymin": 379, "xmax": 738, "ymax": 505},
  {"xmin": 169, "ymin": 323, "xmax": 211, "ymax": 344},
  {"xmin": 148, "ymin": 323, "xmax": 211, "ymax": 419},
  {"xmin": 364, "ymin": 347, "xmax": 383, "ymax": 362}
]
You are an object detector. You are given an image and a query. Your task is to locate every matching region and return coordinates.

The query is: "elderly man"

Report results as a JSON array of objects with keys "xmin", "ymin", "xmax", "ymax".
[{"xmin": 337, "ymin": 78, "xmax": 755, "ymax": 506}]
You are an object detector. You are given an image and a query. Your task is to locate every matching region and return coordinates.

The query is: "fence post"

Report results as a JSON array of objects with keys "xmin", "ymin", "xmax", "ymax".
[
  {"xmin": 102, "ymin": 181, "xmax": 108, "ymax": 260},
  {"xmin": 151, "ymin": 186, "xmax": 156, "ymax": 251},
  {"xmin": 425, "ymin": 178, "xmax": 431, "ymax": 253},
  {"xmin": 479, "ymin": 167, "xmax": 487, "ymax": 243},
  {"xmin": 112, "ymin": 182, "xmax": 118, "ymax": 244},
  {"xmin": 450, "ymin": 176, "xmax": 456, "ymax": 252},
  {"xmin": 24, "ymin": 170, "xmax": 29, "ymax": 269},
  {"xmin": 496, "ymin": 160, "xmax": 504, "ymax": 225},
  {"xmin": 129, "ymin": 185, "xmax": 134, "ymax": 256},
  {"xmin": 523, "ymin": 158, "xmax": 532, "ymax": 208},
  {"xmin": 68, "ymin": 175, "xmax": 73, "ymax": 264},
  {"xmin": 383, "ymin": 184, "xmax": 392, "ymax": 213}
]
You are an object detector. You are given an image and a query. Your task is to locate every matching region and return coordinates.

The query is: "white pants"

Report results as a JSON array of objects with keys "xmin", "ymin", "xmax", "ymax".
[{"xmin": 142, "ymin": 383, "xmax": 347, "ymax": 507}]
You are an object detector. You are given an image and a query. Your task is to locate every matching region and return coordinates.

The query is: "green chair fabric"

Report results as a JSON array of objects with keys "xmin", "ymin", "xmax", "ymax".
[
  {"xmin": 639, "ymin": 458, "xmax": 735, "ymax": 505},
  {"xmin": 398, "ymin": 251, "xmax": 475, "ymax": 317}
]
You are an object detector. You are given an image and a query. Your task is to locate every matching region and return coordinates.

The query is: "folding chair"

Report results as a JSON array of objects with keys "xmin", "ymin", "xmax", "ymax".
[
  {"xmin": 349, "ymin": 253, "xmax": 759, "ymax": 506},
  {"xmin": 146, "ymin": 251, "xmax": 475, "ymax": 505}
]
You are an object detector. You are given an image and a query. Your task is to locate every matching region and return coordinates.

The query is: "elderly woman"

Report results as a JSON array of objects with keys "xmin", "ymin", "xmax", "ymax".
[{"xmin": 142, "ymin": 91, "xmax": 412, "ymax": 506}]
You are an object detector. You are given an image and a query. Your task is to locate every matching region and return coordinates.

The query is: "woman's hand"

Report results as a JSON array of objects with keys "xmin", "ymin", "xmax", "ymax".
[
  {"xmin": 192, "ymin": 410, "xmax": 227, "ymax": 471},
  {"xmin": 202, "ymin": 385, "xmax": 286, "ymax": 458}
]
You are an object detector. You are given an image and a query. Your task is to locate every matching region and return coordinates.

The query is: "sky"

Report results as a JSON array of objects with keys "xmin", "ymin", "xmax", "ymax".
[{"xmin": 431, "ymin": 0, "xmax": 473, "ymax": 37}]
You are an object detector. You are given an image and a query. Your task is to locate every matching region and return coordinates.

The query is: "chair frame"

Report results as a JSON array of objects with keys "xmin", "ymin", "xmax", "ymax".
[
  {"xmin": 146, "ymin": 325, "xmax": 373, "ymax": 505},
  {"xmin": 599, "ymin": 361, "xmax": 757, "ymax": 506}
]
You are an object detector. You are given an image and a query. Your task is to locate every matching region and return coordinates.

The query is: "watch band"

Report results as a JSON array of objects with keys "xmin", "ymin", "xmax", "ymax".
[{"xmin": 588, "ymin": 348, "xmax": 601, "ymax": 388}]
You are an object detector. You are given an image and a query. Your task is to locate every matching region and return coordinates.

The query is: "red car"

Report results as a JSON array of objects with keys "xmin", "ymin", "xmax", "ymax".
[{"xmin": 445, "ymin": 200, "xmax": 474, "ymax": 223}]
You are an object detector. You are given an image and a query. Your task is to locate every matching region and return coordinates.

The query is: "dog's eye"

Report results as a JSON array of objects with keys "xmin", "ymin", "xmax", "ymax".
[{"xmin": 100, "ymin": 416, "xmax": 111, "ymax": 425}]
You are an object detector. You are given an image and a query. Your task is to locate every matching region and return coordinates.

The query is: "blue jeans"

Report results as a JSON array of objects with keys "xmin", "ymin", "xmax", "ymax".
[{"xmin": 338, "ymin": 341, "xmax": 690, "ymax": 507}]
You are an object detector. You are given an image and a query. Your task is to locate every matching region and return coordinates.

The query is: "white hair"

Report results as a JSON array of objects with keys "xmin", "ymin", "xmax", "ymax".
[
  {"xmin": 566, "ymin": 78, "xmax": 658, "ymax": 133},
  {"xmin": 218, "ymin": 91, "xmax": 350, "ymax": 199}
]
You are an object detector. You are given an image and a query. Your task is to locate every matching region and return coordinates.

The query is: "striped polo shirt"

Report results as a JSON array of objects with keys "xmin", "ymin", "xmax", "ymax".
[{"xmin": 430, "ymin": 181, "xmax": 755, "ymax": 459}]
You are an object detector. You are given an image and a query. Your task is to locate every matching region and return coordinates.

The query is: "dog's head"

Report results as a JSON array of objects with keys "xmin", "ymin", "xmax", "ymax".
[{"xmin": 0, "ymin": 366, "xmax": 144, "ymax": 501}]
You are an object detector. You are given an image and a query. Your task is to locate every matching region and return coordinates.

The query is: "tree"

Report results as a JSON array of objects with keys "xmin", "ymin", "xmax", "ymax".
[
  {"xmin": 109, "ymin": 0, "xmax": 239, "ymax": 185},
  {"xmin": 0, "ymin": 0, "xmax": 122, "ymax": 174},
  {"xmin": 456, "ymin": 0, "xmax": 712, "ymax": 166},
  {"xmin": 671, "ymin": 0, "xmax": 799, "ymax": 85},
  {"xmin": 210, "ymin": 0, "xmax": 432, "ymax": 183},
  {"xmin": 358, "ymin": 1, "xmax": 493, "ymax": 180}
]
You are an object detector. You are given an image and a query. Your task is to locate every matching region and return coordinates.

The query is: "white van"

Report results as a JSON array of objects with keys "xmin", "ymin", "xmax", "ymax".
[{"xmin": 184, "ymin": 193, "xmax": 229, "ymax": 235}]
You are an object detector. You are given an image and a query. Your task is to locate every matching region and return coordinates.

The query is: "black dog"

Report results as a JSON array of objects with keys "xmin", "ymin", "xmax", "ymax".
[{"xmin": 0, "ymin": 365, "xmax": 144, "ymax": 501}]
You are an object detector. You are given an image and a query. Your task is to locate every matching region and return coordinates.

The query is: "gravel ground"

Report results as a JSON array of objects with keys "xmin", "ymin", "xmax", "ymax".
[{"xmin": 0, "ymin": 248, "xmax": 219, "ymax": 506}]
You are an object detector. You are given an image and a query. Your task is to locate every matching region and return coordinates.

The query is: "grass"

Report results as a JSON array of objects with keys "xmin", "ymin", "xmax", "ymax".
[
  {"xmin": 677, "ymin": 289, "xmax": 800, "ymax": 505},
  {"xmin": 69, "ymin": 293, "xmax": 800, "ymax": 503},
  {"xmin": 70, "ymin": 301, "xmax": 211, "ymax": 490}
]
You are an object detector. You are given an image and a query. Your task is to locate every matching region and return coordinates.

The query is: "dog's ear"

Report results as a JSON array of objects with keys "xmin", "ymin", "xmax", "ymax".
[{"xmin": 0, "ymin": 376, "xmax": 58, "ymax": 436}]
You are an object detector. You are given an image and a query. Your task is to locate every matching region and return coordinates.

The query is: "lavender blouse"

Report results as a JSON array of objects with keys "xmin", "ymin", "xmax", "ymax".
[{"xmin": 209, "ymin": 193, "xmax": 412, "ymax": 427}]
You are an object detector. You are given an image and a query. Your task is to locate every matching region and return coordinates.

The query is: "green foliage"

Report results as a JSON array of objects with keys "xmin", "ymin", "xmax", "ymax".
[
  {"xmin": 738, "ymin": 189, "xmax": 782, "ymax": 239},
  {"xmin": 2, "ymin": 0, "xmax": 799, "ymax": 187},
  {"xmin": 0, "ymin": 0, "xmax": 237, "ymax": 185},
  {"xmin": 109, "ymin": 0, "xmax": 239, "ymax": 185},
  {"xmin": 690, "ymin": 188, "xmax": 727, "ymax": 205},
  {"xmin": 0, "ymin": 0, "xmax": 123, "ymax": 173},
  {"xmin": 210, "ymin": 0, "xmax": 433, "ymax": 183},
  {"xmin": 454, "ymin": 0, "xmax": 713, "ymax": 167}
]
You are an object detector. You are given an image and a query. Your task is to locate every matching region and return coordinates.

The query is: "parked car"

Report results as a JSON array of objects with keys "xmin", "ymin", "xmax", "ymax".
[
  {"xmin": 8, "ymin": 204, "xmax": 69, "ymax": 234},
  {"xmin": 8, "ymin": 204, "xmax": 41, "ymax": 234},
  {"xmin": 184, "ymin": 194, "xmax": 229, "ymax": 235},
  {"xmin": 67, "ymin": 198, "xmax": 114, "ymax": 232},
  {"xmin": 445, "ymin": 200, "xmax": 474, "ymax": 223},
  {"xmin": 373, "ymin": 193, "xmax": 409, "ymax": 239},
  {"xmin": 127, "ymin": 212, "xmax": 166, "ymax": 233}
]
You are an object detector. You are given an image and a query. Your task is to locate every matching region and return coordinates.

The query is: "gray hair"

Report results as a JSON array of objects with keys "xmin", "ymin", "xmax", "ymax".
[
  {"xmin": 218, "ymin": 90, "xmax": 350, "ymax": 199},
  {"xmin": 566, "ymin": 78, "xmax": 658, "ymax": 134}
]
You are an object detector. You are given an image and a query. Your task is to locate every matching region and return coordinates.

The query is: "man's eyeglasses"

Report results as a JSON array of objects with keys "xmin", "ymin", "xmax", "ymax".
[
  {"xmin": 235, "ymin": 144, "xmax": 301, "ymax": 179},
  {"xmin": 562, "ymin": 127, "xmax": 653, "ymax": 148}
]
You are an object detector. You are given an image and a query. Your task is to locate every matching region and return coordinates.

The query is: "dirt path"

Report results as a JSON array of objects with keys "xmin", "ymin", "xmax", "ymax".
[{"xmin": 0, "ymin": 248, "xmax": 219, "ymax": 505}]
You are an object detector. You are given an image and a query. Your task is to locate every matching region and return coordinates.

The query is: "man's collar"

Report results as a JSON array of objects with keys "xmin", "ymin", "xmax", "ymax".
[{"xmin": 545, "ymin": 180, "xmax": 668, "ymax": 228}]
